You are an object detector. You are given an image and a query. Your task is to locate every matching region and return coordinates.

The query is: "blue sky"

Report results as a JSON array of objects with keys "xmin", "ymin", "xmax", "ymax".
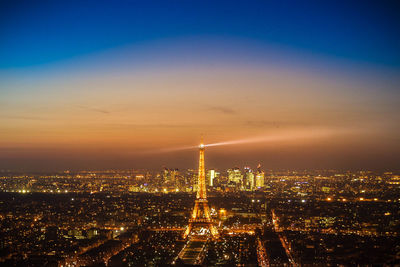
[{"xmin": 1, "ymin": 0, "xmax": 399, "ymax": 69}]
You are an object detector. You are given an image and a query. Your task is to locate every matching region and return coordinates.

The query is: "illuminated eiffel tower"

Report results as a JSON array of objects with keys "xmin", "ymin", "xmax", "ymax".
[{"xmin": 183, "ymin": 140, "xmax": 219, "ymax": 239}]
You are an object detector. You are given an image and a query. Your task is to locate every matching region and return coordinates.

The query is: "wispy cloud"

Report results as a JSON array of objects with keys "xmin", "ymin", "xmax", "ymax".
[
  {"xmin": 1, "ymin": 115, "xmax": 48, "ymax": 121},
  {"xmin": 245, "ymin": 120, "xmax": 315, "ymax": 128},
  {"xmin": 107, "ymin": 123, "xmax": 193, "ymax": 129},
  {"xmin": 72, "ymin": 104, "xmax": 110, "ymax": 114},
  {"xmin": 206, "ymin": 105, "xmax": 236, "ymax": 114},
  {"xmin": 246, "ymin": 120, "xmax": 281, "ymax": 128}
]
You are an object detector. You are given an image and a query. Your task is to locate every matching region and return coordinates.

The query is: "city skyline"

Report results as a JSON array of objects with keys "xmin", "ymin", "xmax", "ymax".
[
  {"xmin": 1, "ymin": 2, "xmax": 399, "ymax": 265},
  {"xmin": 1, "ymin": 1, "xmax": 399, "ymax": 171}
]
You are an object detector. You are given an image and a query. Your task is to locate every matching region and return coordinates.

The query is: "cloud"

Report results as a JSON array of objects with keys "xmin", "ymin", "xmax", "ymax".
[
  {"xmin": 1, "ymin": 115, "xmax": 48, "ymax": 121},
  {"xmin": 72, "ymin": 104, "xmax": 110, "ymax": 114},
  {"xmin": 206, "ymin": 105, "xmax": 236, "ymax": 114},
  {"xmin": 245, "ymin": 120, "xmax": 316, "ymax": 128},
  {"xmin": 107, "ymin": 123, "xmax": 193, "ymax": 129},
  {"xmin": 246, "ymin": 120, "xmax": 281, "ymax": 128}
]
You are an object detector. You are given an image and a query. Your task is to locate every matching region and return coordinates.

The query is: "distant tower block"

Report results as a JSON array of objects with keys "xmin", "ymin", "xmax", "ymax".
[{"xmin": 183, "ymin": 141, "xmax": 219, "ymax": 239}]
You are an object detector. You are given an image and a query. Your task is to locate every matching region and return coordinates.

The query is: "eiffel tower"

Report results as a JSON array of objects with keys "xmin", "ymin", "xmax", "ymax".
[{"xmin": 183, "ymin": 140, "xmax": 219, "ymax": 239}]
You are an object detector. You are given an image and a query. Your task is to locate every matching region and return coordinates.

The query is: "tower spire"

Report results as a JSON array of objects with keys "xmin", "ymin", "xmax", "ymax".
[
  {"xmin": 183, "ymin": 137, "xmax": 219, "ymax": 239},
  {"xmin": 197, "ymin": 140, "xmax": 206, "ymax": 200}
]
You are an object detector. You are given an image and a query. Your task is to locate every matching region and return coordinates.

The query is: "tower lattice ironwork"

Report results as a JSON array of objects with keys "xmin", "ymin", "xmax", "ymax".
[{"xmin": 183, "ymin": 141, "xmax": 219, "ymax": 239}]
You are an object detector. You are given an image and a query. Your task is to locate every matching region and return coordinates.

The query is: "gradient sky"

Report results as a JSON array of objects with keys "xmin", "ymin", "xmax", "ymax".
[{"xmin": 1, "ymin": 1, "xmax": 399, "ymax": 171}]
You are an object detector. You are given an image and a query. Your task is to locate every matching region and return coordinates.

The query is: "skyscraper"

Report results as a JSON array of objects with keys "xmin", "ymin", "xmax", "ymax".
[
  {"xmin": 228, "ymin": 167, "xmax": 243, "ymax": 187},
  {"xmin": 207, "ymin": 169, "xmax": 216, "ymax": 187},
  {"xmin": 244, "ymin": 167, "xmax": 255, "ymax": 190},
  {"xmin": 255, "ymin": 164, "xmax": 265, "ymax": 188}
]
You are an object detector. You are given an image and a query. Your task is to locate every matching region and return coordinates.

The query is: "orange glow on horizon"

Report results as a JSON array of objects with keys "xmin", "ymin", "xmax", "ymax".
[{"xmin": 1, "ymin": 62, "xmax": 399, "ymax": 170}]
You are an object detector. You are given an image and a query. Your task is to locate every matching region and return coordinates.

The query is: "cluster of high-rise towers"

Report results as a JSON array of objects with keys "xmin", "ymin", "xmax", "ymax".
[
  {"xmin": 226, "ymin": 165, "xmax": 265, "ymax": 190},
  {"xmin": 162, "ymin": 165, "xmax": 265, "ymax": 192}
]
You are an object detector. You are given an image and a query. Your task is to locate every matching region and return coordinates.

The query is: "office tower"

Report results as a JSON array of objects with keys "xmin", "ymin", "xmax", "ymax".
[
  {"xmin": 255, "ymin": 164, "xmax": 265, "ymax": 188},
  {"xmin": 207, "ymin": 169, "xmax": 216, "ymax": 187},
  {"xmin": 228, "ymin": 167, "xmax": 243, "ymax": 186},
  {"xmin": 244, "ymin": 167, "xmax": 255, "ymax": 190}
]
